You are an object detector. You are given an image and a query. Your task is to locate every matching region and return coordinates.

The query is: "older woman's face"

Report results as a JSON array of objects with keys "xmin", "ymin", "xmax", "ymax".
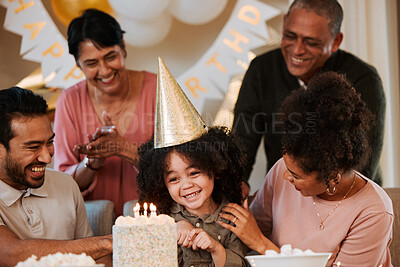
[
  {"xmin": 282, "ymin": 154, "xmax": 327, "ymax": 197},
  {"xmin": 77, "ymin": 40, "xmax": 126, "ymax": 95}
]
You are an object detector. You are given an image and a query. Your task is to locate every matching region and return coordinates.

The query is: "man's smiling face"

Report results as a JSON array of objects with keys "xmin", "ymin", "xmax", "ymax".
[{"xmin": 0, "ymin": 115, "xmax": 54, "ymax": 190}]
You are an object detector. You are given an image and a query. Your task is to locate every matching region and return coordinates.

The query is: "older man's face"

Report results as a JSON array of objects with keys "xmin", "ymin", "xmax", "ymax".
[
  {"xmin": 0, "ymin": 115, "xmax": 54, "ymax": 190},
  {"xmin": 281, "ymin": 8, "xmax": 342, "ymax": 83}
]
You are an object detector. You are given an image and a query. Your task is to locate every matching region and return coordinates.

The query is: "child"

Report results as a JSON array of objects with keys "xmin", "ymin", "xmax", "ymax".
[{"xmin": 137, "ymin": 126, "xmax": 248, "ymax": 267}]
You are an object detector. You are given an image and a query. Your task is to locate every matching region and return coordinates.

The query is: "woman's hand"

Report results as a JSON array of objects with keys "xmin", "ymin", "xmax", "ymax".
[
  {"xmin": 176, "ymin": 220, "xmax": 195, "ymax": 247},
  {"xmin": 74, "ymin": 112, "xmax": 139, "ymax": 166},
  {"xmin": 75, "ymin": 127, "xmax": 126, "ymax": 158},
  {"xmin": 218, "ymin": 199, "xmax": 279, "ymax": 254}
]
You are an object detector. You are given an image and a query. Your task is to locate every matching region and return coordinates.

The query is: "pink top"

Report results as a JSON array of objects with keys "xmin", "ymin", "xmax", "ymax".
[
  {"xmin": 53, "ymin": 71, "xmax": 156, "ymax": 216},
  {"xmin": 250, "ymin": 158, "xmax": 393, "ymax": 266}
]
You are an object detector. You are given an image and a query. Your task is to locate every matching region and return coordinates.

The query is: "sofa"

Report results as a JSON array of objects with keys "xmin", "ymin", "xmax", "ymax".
[{"xmin": 84, "ymin": 200, "xmax": 115, "ymax": 236}]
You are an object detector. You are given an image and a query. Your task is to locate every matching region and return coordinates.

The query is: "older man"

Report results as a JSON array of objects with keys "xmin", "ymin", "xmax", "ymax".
[
  {"xmin": 233, "ymin": 0, "xmax": 385, "ymax": 188},
  {"xmin": 0, "ymin": 87, "xmax": 112, "ymax": 266}
]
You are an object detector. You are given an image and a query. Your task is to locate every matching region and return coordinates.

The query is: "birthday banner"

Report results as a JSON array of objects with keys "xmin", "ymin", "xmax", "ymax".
[
  {"xmin": 176, "ymin": 0, "xmax": 280, "ymax": 114},
  {"xmin": 0, "ymin": 0, "xmax": 84, "ymax": 89},
  {"xmin": 1, "ymin": 0, "xmax": 280, "ymax": 109}
]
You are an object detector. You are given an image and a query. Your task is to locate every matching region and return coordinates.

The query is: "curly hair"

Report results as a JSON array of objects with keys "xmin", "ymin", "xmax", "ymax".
[
  {"xmin": 279, "ymin": 71, "xmax": 374, "ymax": 186},
  {"xmin": 137, "ymin": 126, "xmax": 245, "ymax": 214}
]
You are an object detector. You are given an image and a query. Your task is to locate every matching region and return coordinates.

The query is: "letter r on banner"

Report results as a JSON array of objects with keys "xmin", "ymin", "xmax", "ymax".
[{"xmin": 185, "ymin": 77, "xmax": 208, "ymax": 98}]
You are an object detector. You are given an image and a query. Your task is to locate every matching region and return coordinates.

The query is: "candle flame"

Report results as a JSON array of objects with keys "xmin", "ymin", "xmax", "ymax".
[
  {"xmin": 150, "ymin": 203, "xmax": 157, "ymax": 212},
  {"xmin": 144, "ymin": 202, "xmax": 148, "ymax": 210},
  {"xmin": 134, "ymin": 202, "xmax": 140, "ymax": 211}
]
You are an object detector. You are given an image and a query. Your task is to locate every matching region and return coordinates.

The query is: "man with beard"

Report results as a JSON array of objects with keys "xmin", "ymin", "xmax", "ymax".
[
  {"xmin": 0, "ymin": 87, "xmax": 112, "ymax": 266},
  {"xmin": 233, "ymin": 0, "xmax": 385, "ymax": 192}
]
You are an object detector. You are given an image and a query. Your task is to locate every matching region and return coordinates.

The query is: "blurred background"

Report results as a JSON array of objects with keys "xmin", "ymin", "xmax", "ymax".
[
  {"xmin": 0, "ymin": 0, "xmax": 286, "ymax": 88},
  {"xmin": 0, "ymin": 0, "xmax": 399, "ymax": 191}
]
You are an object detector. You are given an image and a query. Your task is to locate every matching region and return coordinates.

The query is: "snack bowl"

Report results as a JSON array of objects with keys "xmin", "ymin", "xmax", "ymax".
[
  {"xmin": 246, "ymin": 253, "xmax": 331, "ymax": 267},
  {"xmin": 15, "ymin": 253, "xmax": 103, "ymax": 267}
]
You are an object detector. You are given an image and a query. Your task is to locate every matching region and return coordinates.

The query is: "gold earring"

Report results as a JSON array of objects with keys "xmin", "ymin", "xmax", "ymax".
[{"xmin": 326, "ymin": 185, "xmax": 337, "ymax": 195}]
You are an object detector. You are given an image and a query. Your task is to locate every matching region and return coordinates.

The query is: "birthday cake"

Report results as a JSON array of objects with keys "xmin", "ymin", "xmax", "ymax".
[{"xmin": 113, "ymin": 203, "xmax": 177, "ymax": 267}]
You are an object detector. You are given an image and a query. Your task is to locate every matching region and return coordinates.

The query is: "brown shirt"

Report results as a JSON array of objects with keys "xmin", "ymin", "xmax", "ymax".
[{"xmin": 170, "ymin": 197, "xmax": 248, "ymax": 267}]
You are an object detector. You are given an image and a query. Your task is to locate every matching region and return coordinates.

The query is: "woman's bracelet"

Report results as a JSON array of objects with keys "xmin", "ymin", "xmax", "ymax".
[{"xmin": 83, "ymin": 157, "xmax": 102, "ymax": 171}]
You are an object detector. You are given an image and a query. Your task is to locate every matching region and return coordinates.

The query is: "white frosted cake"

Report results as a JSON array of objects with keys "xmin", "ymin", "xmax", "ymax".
[{"xmin": 113, "ymin": 209, "xmax": 177, "ymax": 267}]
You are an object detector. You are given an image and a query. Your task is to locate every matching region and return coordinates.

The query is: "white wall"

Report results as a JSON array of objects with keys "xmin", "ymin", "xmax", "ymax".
[{"xmin": 338, "ymin": 0, "xmax": 399, "ymax": 187}]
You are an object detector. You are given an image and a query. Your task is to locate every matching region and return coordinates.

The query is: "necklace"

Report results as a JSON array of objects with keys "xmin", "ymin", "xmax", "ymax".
[
  {"xmin": 312, "ymin": 172, "xmax": 356, "ymax": 231},
  {"xmin": 94, "ymin": 74, "xmax": 132, "ymax": 119}
]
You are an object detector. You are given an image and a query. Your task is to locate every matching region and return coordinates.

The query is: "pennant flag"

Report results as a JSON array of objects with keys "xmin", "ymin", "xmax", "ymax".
[
  {"xmin": 1, "ymin": 0, "xmax": 84, "ymax": 88},
  {"xmin": 176, "ymin": 0, "xmax": 280, "ymax": 115}
]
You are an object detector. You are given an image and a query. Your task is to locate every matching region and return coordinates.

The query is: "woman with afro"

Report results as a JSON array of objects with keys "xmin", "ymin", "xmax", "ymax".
[{"xmin": 219, "ymin": 71, "xmax": 393, "ymax": 266}]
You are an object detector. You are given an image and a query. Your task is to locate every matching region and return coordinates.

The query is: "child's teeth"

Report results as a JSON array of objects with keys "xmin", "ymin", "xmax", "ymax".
[{"xmin": 185, "ymin": 192, "xmax": 198, "ymax": 198}]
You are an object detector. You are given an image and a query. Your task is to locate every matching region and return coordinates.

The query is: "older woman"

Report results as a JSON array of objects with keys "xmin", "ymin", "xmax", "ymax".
[
  {"xmin": 54, "ymin": 9, "xmax": 156, "ymax": 216},
  {"xmin": 219, "ymin": 72, "xmax": 393, "ymax": 266}
]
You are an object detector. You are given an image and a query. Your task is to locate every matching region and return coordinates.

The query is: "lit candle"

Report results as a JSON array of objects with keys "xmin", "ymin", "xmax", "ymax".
[
  {"xmin": 143, "ymin": 202, "xmax": 148, "ymax": 217},
  {"xmin": 150, "ymin": 203, "xmax": 157, "ymax": 217},
  {"xmin": 134, "ymin": 203, "xmax": 140, "ymax": 218}
]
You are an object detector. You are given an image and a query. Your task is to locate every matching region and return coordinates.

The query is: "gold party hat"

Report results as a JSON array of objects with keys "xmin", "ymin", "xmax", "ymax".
[{"xmin": 154, "ymin": 57, "xmax": 208, "ymax": 148}]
